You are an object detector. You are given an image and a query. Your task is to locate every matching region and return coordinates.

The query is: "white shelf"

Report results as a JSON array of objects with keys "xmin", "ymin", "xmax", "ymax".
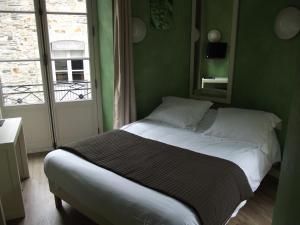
[{"xmin": 201, "ymin": 77, "xmax": 228, "ymax": 88}]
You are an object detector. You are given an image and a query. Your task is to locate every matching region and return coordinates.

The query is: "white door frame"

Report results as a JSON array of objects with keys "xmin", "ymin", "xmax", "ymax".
[
  {"xmin": 87, "ymin": 0, "xmax": 104, "ymax": 133},
  {"xmin": 34, "ymin": 0, "xmax": 57, "ymax": 148}
]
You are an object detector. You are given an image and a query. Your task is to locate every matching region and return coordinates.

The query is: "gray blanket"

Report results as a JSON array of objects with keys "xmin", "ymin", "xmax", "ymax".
[{"xmin": 61, "ymin": 130, "xmax": 253, "ymax": 225}]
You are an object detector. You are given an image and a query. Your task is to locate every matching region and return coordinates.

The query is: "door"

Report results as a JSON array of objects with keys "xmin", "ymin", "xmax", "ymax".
[
  {"xmin": 0, "ymin": 0, "xmax": 54, "ymax": 152},
  {"xmin": 41, "ymin": 0, "xmax": 100, "ymax": 145},
  {"xmin": 0, "ymin": 0, "xmax": 101, "ymax": 152}
]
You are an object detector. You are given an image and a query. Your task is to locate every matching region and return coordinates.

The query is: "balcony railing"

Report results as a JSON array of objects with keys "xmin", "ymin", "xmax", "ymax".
[
  {"xmin": 53, "ymin": 81, "xmax": 92, "ymax": 102},
  {"xmin": 1, "ymin": 80, "xmax": 92, "ymax": 106}
]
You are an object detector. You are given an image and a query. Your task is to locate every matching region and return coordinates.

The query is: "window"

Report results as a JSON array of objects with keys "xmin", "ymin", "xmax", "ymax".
[
  {"xmin": 54, "ymin": 60, "xmax": 68, "ymax": 81},
  {"xmin": 53, "ymin": 58, "xmax": 85, "ymax": 81},
  {"xmin": 0, "ymin": 3, "xmax": 45, "ymax": 105},
  {"xmin": 71, "ymin": 60, "xmax": 84, "ymax": 80},
  {"xmin": 55, "ymin": 60, "xmax": 68, "ymax": 70},
  {"xmin": 0, "ymin": 0, "xmax": 93, "ymax": 105},
  {"xmin": 71, "ymin": 60, "xmax": 83, "ymax": 70},
  {"xmin": 51, "ymin": 41, "xmax": 89, "ymax": 84}
]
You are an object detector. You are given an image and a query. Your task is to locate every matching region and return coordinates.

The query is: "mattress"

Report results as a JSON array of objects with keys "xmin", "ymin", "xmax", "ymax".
[{"xmin": 44, "ymin": 116, "xmax": 280, "ymax": 225}]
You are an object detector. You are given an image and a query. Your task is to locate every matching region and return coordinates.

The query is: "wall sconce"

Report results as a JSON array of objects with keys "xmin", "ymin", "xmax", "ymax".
[
  {"xmin": 207, "ymin": 29, "xmax": 222, "ymax": 43},
  {"xmin": 132, "ymin": 17, "xmax": 147, "ymax": 43},
  {"xmin": 275, "ymin": 7, "xmax": 300, "ymax": 40}
]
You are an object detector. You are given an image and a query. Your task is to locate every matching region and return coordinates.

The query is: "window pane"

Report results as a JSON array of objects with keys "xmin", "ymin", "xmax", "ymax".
[
  {"xmin": 56, "ymin": 72, "xmax": 68, "ymax": 81},
  {"xmin": 0, "ymin": 13, "xmax": 40, "ymax": 60},
  {"xmin": 55, "ymin": 60, "xmax": 67, "ymax": 70},
  {"xmin": 46, "ymin": 0, "xmax": 86, "ymax": 13},
  {"xmin": 52, "ymin": 60, "xmax": 91, "ymax": 102},
  {"xmin": 72, "ymin": 71, "xmax": 84, "ymax": 80},
  {"xmin": 71, "ymin": 60, "xmax": 83, "ymax": 70},
  {"xmin": 0, "ymin": 0, "xmax": 34, "ymax": 11},
  {"xmin": 0, "ymin": 61, "xmax": 45, "ymax": 106},
  {"xmin": 48, "ymin": 14, "xmax": 89, "ymax": 59}
]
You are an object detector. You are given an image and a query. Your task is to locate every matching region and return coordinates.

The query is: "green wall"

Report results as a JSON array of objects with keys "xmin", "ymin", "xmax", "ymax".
[
  {"xmin": 97, "ymin": 0, "xmax": 300, "ymax": 137},
  {"xmin": 132, "ymin": 0, "xmax": 192, "ymax": 119},
  {"xmin": 200, "ymin": 0, "xmax": 233, "ymax": 78},
  {"xmin": 232, "ymin": 0, "xmax": 300, "ymax": 145},
  {"xmin": 272, "ymin": 76, "xmax": 300, "ymax": 225},
  {"xmin": 97, "ymin": 0, "xmax": 114, "ymax": 131}
]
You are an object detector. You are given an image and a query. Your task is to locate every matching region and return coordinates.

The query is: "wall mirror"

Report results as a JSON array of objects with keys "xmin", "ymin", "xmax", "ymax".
[{"xmin": 189, "ymin": 0, "xmax": 239, "ymax": 103}]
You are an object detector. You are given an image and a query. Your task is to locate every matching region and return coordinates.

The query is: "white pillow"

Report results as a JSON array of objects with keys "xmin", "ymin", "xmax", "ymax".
[
  {"xmin": 204, "ymin": 108, "xmax": 281, "ymax": 155},
  {"xmin": 147, "ymin": 97, "xmax": 213, "ymax": 130}
]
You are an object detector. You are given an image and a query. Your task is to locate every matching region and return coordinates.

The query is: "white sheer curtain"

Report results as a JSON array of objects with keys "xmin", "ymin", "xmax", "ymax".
[{"xmin": 113, "ymin": 0, "xmax": 136, "ymax": 129}]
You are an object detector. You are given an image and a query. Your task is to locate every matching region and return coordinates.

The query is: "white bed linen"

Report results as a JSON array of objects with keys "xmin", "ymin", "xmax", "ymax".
[{"xmin": 44, "ymin": 119, "xmax": 278, "ymax": 225}]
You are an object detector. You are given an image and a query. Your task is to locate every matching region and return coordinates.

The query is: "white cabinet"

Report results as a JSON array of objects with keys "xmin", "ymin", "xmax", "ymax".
[{"xmin": 0, "ymin": 118, "xmax": 29, "ymax": 221}]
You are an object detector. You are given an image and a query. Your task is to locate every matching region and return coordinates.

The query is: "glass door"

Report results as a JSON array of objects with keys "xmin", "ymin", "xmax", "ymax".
[
  {"xmin": 0, "ymin": 0, "xmax": 54, "ymax": 152},
  {"xmin": 41, "ymin": 0, "xmax": 100, "ymax": 145},
  {"xmin": 0, "ymin": 0, "xmax": 100, "ymax": 151}
]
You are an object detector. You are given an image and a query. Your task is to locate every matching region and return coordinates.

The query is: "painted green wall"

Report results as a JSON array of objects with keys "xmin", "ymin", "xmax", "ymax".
[
  {"xmin": 232, "ymin": 0, "xmax": 300, "ymax": 145},
  {"xmin": 97, "ymin": 0, "xmax": 300, "ymax": 137},
  {"xmin": 200, "ymin": 0, "xmax": 233, "ymax": 78},
  {"xmin": 97, "ymin": 0, "xmax": 114, "ymax": 131},
  {"xmin": 132, "ymin": 0, "xmax": 192, "ymax": 119},
  {"xmin": 272, "ymin": 77, "xmax": 300, "ymax": 225}
]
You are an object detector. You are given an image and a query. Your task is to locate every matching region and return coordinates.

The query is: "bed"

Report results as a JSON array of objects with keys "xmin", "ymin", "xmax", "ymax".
[{"xmin": 44, "ymin": 105, "xmax": 281, "ymax": 225}]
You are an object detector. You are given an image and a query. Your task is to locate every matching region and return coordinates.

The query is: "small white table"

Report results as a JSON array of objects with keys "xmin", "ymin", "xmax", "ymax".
[
  {"xmin": 201, "ymin": 77, "xmax": 228, "ymax": 89},
  {"xmin": 0, "ymin": 118, "xmax": 29, "ymax": 221}
]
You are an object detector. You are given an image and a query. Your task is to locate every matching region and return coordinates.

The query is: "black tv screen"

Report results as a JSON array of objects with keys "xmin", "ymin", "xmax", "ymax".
[{"xmin": 206, "ymin": 42, "xmax": 227, "ymax": 58}]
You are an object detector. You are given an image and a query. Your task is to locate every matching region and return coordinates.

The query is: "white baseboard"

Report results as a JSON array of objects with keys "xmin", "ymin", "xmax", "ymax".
[{"xmin": 27, "ymin": 146, "xmax": 54, "ymax": 154}]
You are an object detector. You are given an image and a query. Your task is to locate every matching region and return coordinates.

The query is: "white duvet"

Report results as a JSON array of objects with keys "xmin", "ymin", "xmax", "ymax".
[{"xmin": 44, "ymin": 119, "xmax": 280, "ymax": 225}]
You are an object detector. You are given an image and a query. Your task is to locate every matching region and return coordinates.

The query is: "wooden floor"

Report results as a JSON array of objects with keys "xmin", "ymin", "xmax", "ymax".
[{"xmin": 7, "ymin": 153, "xmax": 278, "ymax": 225}]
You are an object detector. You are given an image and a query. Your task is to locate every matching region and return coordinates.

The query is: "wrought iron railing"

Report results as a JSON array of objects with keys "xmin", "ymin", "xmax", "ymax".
[
  {"xmin": 2, "ymin": 83, "xmax": 44, "ymax": 105},
  {"xmin": 1, "ymin": 80, "xmax": 92, "ymax": 106},
  {"xmin": 53, "ymin": 81, "xmax": 92, "ymax": 102}
]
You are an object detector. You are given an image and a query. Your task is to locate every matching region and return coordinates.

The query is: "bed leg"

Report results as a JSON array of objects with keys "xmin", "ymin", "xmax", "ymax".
[{"xmin": 54, "ymin": 195, "xmax": 62, "ymax": 209}]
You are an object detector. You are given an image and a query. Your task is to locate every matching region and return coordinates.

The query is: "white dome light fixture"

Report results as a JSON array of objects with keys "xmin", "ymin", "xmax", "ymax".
[
  {"xmin": 132, "ymin": 17, "xmax": 147, "ymax": 43},
  {"xmin": 275, "ymin": 7, "xmax": 300, "ymax": 40},
  {"xmin": 207, "ymin": 29, "xmax": 222, "ymax": 43}
]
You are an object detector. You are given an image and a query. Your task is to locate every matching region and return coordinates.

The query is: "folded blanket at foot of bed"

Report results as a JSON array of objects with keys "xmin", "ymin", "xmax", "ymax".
[{"xmin": 61, "ymin": 130, "xmax": 253, "ymax": 225}]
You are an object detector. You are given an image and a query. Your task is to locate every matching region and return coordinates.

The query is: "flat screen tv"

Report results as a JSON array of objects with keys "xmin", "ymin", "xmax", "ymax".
[{"xmin": 206, "ymin": 42, "xmax": 227, "ymax": 58}]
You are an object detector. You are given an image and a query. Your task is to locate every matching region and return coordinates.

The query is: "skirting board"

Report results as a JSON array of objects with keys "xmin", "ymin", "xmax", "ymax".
[{"xmin": 27, "ymin": 146, "xmax": 54, "ymax": 154}]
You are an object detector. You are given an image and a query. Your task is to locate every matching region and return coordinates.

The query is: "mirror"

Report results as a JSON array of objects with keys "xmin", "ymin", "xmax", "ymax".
[{"xmin": 190, "ymin": 0, "xmax": 239, "ymax": 103}]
